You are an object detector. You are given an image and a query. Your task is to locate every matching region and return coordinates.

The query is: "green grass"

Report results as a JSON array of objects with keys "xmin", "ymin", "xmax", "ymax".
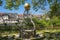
[
  {"xmin": 0, "ymin": 31, "xmax": 19, "ymax": 36},
  {"xmin": 0, "ymin": 29, "xmax": 60, "ymax": 36},
  {"xmin": 36, "ymin": 29, "xmax": 60, "ymax": 34}
]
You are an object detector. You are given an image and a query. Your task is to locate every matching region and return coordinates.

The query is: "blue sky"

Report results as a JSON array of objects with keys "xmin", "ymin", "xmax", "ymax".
[{"xmin": 0, "ymin": 0, "xmax": 50, "ymax": 15}]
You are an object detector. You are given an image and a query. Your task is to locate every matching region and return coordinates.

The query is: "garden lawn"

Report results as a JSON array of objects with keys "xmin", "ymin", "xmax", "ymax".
[{"xmin": 36, "ymin": 29, "xmax": 60, "ymax": 34}]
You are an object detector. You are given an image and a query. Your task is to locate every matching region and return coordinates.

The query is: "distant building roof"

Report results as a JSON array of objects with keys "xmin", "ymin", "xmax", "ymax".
[{"xmin": 18, "ymin": 14, "xmax": 23, "ymax": 17}]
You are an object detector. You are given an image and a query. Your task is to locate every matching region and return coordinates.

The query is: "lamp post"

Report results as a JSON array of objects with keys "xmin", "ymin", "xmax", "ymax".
[
  {"xmin": 24, "ymin": 3, "xmax": 30, "ymax": 13},
  {"xmin": 24, "ymin": 3, "xmax": 30, "ymax": 17},
  {"xmin": 23, "ymin": 3, "xmax": 36, "ymax": 38}
]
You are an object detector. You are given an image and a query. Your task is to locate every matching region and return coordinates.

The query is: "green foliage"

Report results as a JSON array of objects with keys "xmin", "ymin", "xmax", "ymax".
[
  {"xmin": 5, "ymin": 0, "xmax": 25, "ymax": 10},
  {"xmin": 22, "ymin": 18, "xmax": 34, "ymax": 29},
  {"xmin": 33, "ymin": 17, "xmax": 51, "ymax": 29},
  {"xmin": 33, "ymin": 16, "xmax": 60, "ymax": 29},
  {"xmin": 24, "ymin": 18, "xmax": 33, "ymax": 26},
  {"xmin": 52, "ymin": 16, "xmax": 60, "ymax": 26},
  {"xmin": 48, "ymin": 2, "xmax": 60, "ymax": 17},
  {"xmin": 0, "ymin": 0, "xmax": 60, "ymax": 12},
  {"xmin": 39, "ymin": 19, "xmax": 51, "ymax": 27},
  {"xmin": 32, "ymin": 0, "xmax": 46, "ymax": 11},
  {"xmin": 0, "ymin": 0, "xmax": 2, "ymax": 6}
]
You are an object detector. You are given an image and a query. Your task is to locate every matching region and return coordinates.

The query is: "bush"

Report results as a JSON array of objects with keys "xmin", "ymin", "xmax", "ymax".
[
  {"xmin": 33, "ymin": 17, "xmax": 51, "ymax": 29},
  {"xmin": 52, "ymin": 16, "xmax": 60, "ymax": 26}
]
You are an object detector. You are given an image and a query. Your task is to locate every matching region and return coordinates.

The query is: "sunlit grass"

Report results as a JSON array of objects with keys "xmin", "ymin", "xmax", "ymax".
[
  {"xmin": 36, "ymin": 29, "xmax": 60, "ymax": 34},
  {"xmin": 0, "ymin": 29, "xmax": 60, "ymax": 36},
  {"xmin": 0, "ymin": 31, "xmax": 19, "ymax": 36}
]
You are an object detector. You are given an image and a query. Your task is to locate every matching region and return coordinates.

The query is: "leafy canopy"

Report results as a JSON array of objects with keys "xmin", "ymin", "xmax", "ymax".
[{"xmin": 0, "ymin": 0, "xmax": 60, "ymax": 11}]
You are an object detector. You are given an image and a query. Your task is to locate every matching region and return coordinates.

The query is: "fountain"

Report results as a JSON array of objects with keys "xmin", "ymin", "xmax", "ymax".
[{"xmin": 19, "ymin": 3, "xmax": 36, "ymax": 39}]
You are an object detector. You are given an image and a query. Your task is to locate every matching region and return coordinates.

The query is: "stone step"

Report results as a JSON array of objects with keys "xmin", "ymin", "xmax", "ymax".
[{"xmin": 23, "ymin": 39, "xmax": 31, "ymax": 40}]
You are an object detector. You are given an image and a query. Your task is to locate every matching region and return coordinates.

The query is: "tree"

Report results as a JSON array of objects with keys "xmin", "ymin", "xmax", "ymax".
[
  {"xmin": 0, "ymin": 0, "xmax": 60, "ymax": 30},
  {"xmin": 0, "ymin": 0, "xmax": 60, "ymax": 11},
  {"xmin": 48, "ymin": 0, "xmax": 60, "ymax": 18},
  {"xmin": 0, "ymin": 0, "xmax": 2, "ymax": 6}
]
